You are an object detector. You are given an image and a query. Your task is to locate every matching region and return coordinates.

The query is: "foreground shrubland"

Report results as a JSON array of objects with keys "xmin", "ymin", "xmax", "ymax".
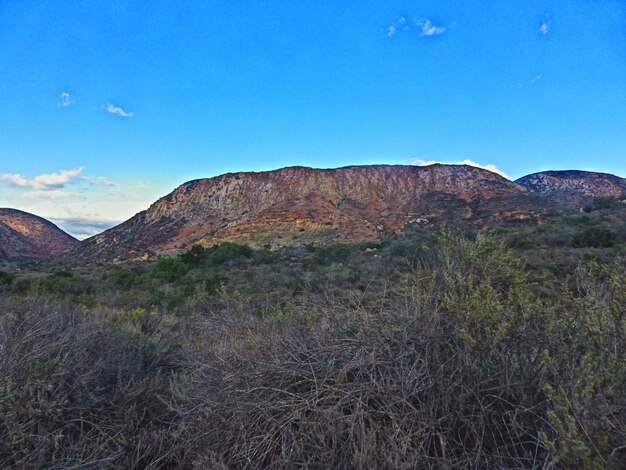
[{"xmin": 0, "ymin": 233, "xmax": 624, "ymax": 468}]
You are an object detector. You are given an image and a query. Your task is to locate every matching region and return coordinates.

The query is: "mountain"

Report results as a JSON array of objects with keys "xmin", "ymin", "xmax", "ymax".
[
  {"xmin": 516, "ymin": 170, "xmax": 626, "ymax": 208},
  {"xmin": 0, "ymin": 208, "xmax": 79, "ymax": 262},
  {"xmin": 79, "ymin": 164, "xmax": 549, "ymax": 260}
]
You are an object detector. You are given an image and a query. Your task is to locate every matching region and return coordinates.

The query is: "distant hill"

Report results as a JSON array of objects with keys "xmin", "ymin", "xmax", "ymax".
[
  {"xmin": 516, "ymin": 170, "xmax": 626, "ymax": 208},
  {"xmin": 0, "ymin": 208, "xmax": 79, "ymax": 262},
  {"xmin": 78, "ymin": 164, "xmax": 550, "ymax": 260}
]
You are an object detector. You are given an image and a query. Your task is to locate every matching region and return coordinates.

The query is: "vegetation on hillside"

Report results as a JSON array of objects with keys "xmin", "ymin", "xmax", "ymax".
[{"xmin": 0, "ymin": 199, "xmax": 624, "ymax": 468}]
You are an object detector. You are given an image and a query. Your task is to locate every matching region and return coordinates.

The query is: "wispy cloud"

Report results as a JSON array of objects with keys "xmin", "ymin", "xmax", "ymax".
[
  {"xmin": 419, "ymin": 19, "xmax": 446, "ymax": 37},
  {"xmin": 103, "ymin": 103, "xmax": 134, "ymax": 118},
  {"xmin": 386, "ymin": 16, "xmax": 407, "ymax": 38},
  {"xmin": 411, "ymin": 158, "xmax": 509, "ymax": 179},
  {"xmin": 20, "ymin": 190, "xmax": 83, "ymax": 200},
  {"xmin": 539, "ymin": 21, "xmax": 550, "ymax": 35},
  {"xmin": 0, "ymin": 167, "xmax": 84, "ymax": 190},
  {"xmin": 80, "ymin": 175, "xmax": 118, "ymax": 187},
  {"xmin": 48, "ymin": 214, "xmax": 121, "ymax": 240},
  {"xmin": 511, "ymin": 74, "xmax": 543, "ymax": 90},
  {"xmin": 387, "ymin": 16, "xmax": 446, "ymax": 39},
  {"xmin": 1, "ymin": 171, "xmax": 155, "ymax": 240},
  {"xmin": 59, "ymin": 92, "xmax": 74, "ymax": 107}
]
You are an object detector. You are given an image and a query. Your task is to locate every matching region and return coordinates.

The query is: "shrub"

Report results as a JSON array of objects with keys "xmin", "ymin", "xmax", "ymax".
[
  {"xmin": 583, "ymin": 196, "xmax": 620, "ymax": 212},
  {"xmin": 181, "ymin": 243, "xmax": 253, "ymax": 268},
  {"xmin": 0, "ymin": 301, "xmax": 186, "ymax": 468},
  {"xmin": 104, "ymin": 266, "xmax": 144, "ymax": 289},
  {"xmin": 151, "ymin": 256, "xmax": 188, "ymax": 282},
  {"xmin": 0, "ymin": 271, "xmax": 14, "ymax": 286},
  {"xmin": 1, "ymin": 232, "xmax": 624, "ymax": 468},
  {"xmin": 180, "ymin": 244, "xmax": 207, "ymax": 268},
  {"xmin": 205, "ymin": 243, "xmax": 252, "ymax": 266},
  {"xmin": 572, "ymin": 228, "xmax": 618, "ymax": 248}
]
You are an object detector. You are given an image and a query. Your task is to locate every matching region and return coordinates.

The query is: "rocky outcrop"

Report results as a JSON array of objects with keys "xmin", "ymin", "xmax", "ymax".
[
  {"xmin": 79, "ymin": 164, "xmax": 547, "ymax": 260},
  {"xmin": 0, "ymin": 208, "xmax": 79, "ymax": 262},
  {"xmin": 516, "ymin": 170, "xmax": 626, "ymax": 208}
]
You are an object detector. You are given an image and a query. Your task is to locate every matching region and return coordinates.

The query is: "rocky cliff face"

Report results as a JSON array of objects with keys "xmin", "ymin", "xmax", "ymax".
[
  {"xmin": 516, "ymin": 170, "xmax": 626, "ymax": 208},
  {"xmin": 79, "ymin": 164, "xmax": 546, "ymax": 260},
  {"xmin": 0, "ymin": 209, "xmax": 79, "ymax": 262}
]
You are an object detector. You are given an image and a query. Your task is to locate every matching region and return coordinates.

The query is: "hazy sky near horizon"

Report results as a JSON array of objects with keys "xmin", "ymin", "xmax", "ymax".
[{"xmin": 1, "ymin": 1, "xmax": 625, "ymax": 238}]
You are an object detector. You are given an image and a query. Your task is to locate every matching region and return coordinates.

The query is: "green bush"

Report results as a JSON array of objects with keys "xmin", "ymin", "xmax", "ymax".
[
  {"xmin": 181, "ymin": 243, "xmax": 252, "ymax": 268},
  {"xmin": 572, "ymin": 227, "xmax": 618, "ymax": 248},
  {"xmin": 0, "ymin": 271, "xmax": 14, "ymax": 286},
  {"xmin": 151, "ymin": 257, "xmax": 188, "ymax": 282},
  {"xmin": 179, "ymin": 244, "xmax": 206, "ymax": 268},
  {"xmin": 104, "ymin": 267, "xmax": 144, "ymax": 289},
  {"xmin": 583, "ymin": 196, "xmax": 620, "ymax": 212}
]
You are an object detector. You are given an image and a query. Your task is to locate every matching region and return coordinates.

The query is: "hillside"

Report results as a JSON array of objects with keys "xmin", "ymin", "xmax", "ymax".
[
  {"xmin": 78, "ymin": 164, "xmax": 549, "ymax": 260},
  {"xmin": 0, "ymin": 208, "xmax": 79, "ymax": 262},
  {"xmin": 516, "ymin": 170, "xmax": 626, "ymax": 208}
]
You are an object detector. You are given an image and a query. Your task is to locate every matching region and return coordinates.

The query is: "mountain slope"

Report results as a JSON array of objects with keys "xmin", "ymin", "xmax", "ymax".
[
  {"xmin": 516, "ymin": 170, "xmax": 626, "ymax": 208},
  {"xmin": 0, "ymin": 208, "xmax": 79, "ymax": 262},
  {"xmin": 79, "ymin": 164, "xmax": 548, "ymax": 260}
]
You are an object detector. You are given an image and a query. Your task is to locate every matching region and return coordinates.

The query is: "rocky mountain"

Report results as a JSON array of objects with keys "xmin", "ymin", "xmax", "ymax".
[
  {"xmin": 516, "ymin": 170, "xmax": 626, "ymax": 208},
  {"xmin": 0, "ymin": 208, "xmax": 79, "ymax": 262},
  {"xmin": 79, "ymin": 164, "xmax": 549, "ymax": 260}
]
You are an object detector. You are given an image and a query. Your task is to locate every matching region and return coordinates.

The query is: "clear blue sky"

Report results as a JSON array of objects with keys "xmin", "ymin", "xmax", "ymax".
[{"xmin": 1, "ymin": 1, "xmax": 625, "ymax": 237}]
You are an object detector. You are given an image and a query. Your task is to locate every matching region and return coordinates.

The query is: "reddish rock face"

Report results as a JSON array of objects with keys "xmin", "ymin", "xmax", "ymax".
[
  {"xmin": 0, "ymin": 208, "xmax": 79, "ymax": 262},
  {"xmin": 79, "ymin": 164, "xmax": 549, "ymax": 261},
  {"xmin": 516, "ymin": 170, "xmax": 626, "ymax": 208}
]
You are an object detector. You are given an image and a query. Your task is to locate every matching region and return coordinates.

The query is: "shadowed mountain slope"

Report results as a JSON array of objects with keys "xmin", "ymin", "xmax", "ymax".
[{"xmin": 0, "ymin": 208, "xmax": 79, "ymax": 262}]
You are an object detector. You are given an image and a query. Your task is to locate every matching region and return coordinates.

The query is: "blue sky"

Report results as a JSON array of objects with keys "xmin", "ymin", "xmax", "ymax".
[{"xmin": 1, "ymin": 0, "xmax": 625, "ymax": 237}]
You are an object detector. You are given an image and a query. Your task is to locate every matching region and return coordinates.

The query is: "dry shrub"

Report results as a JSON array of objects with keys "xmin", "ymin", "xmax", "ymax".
[
  {"xmin": 0, "ymin": 233, "xmax": 623, "ymax": 469},
  {"xmin": 0, "ymin": 300, "xmax": 187, "ymax": 469},
  {"xmin": 178, "ymin": 235, "xmax": 624, "ymax": 469}
]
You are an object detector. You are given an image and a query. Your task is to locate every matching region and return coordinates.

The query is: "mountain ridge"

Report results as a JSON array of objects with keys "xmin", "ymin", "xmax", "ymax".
[
  {"xmin": 516, "ymin": 170, "xmax": 626, "ymax": 207},
  {"xmin": 78, "ymin": 164, "xmax": 547, "ymax": 260},
  {"xmin": 3, "ymin": 165, "xmax": 624, "ymax": 263},
  {"xmin": 0, "ymin": 208, "xmax": 79, "ymax": 262}
]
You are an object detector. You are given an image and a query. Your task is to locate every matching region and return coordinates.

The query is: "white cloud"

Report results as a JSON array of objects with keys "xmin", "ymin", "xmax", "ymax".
[
  {"xmin": 59, "ymin": 92, "xmax": 74, "ymax": 107},
  {"xmin": 48, "ymin": 214, "xmax": 121, "ymax": 240},
  {"xmin": 419, "ymin": 19, "xmax": 446, "ymax": 37},
  {"xmin": 539, "ymin": 22, "xmax": 550, "ymax": 35},
  {"xmin": 20, "ymin": 190, "xmax": 83, "ymax": 200},
  {"xmin": 0, "ymin": 167, "xmax": 84, "ymax": 190},
  {"xmin": 104, "ymin": 103, "xmax": 134, "ymax": 118},
  {"xmin": 1, "ymin": 170, "xmax": 158, "ymax": 239},
  {"xmin": 512, "ymin": 75, "xmax": 543, "ymax": 90},
  {"xmin": 388, "ymin": 16, "xmax": 446, "ymax": 38},
  {"xmin": 412, "ymin": 158, "xmax": 510, "ymax": 179},
  {"xmin": 33, "ymin": 167, "xmax": 84, "ymax": 189},
  {"xmin": 386, "ymin": 16, "xmax": 411, "ymax": 38},
  {"xmin": 80, "ymin": 175, "xmax": 118, "ymax": 187}
]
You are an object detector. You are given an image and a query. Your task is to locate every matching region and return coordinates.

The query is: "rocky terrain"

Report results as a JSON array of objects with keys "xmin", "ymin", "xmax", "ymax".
[
  {"xmin": 78, "ymin": 164, "xmax": 549, "ymax": 260},
  {"xmin": 0, "ymin": 208, "xmax": 79, "ymax": 262},
  {"xmin": 516, "ymin": 170, "xmax": 626, "ymax": 208},
  {"xmin": 3, "ymin": 166, "xmax": 624, "ymax": 263}
]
